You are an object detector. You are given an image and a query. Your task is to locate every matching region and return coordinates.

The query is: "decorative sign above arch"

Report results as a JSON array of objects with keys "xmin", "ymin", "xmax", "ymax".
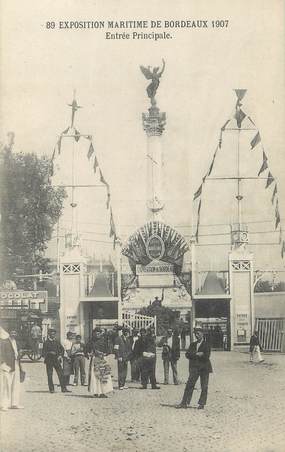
[
  {"xmin": 146, "ymin": 234, "xmax": 165, "ymax": 260},
  {"xmin": 122, "ymin": 220, "xmax": 189, "ymax": 274}
]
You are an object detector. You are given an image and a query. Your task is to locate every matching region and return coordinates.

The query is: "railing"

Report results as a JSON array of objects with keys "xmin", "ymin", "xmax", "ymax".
[
  {"xmin": 255, "ymin": 318, "xmax": 285, "ymax": 351},
  {"xmin": 122, "ymin": 311, "xmax": 157, "ymax": 334}
]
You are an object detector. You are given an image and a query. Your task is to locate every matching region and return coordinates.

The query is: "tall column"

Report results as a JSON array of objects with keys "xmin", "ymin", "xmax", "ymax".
[
  {"xmin": 59, "ymin": 244, "xmax": 87, "ymax": 342},
  {"xmin": 228, "ymin": 243, "xmax": 254, "ymax": 349},
  {"xmin": 142, "ymin": 106, "xmax": 166, "ymax": 221}
]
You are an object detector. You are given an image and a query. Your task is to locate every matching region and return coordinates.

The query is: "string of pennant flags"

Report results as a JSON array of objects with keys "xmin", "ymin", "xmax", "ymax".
[
  {"xmin": 48, "ymin": 99, "xmax": 119, "ymax": 248},
  {"xmin": 193, "ymin": 89, "xmax": 285, "ymax": 258}
]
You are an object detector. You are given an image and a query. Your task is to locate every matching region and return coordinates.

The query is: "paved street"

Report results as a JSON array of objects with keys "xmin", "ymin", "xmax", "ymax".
[{"xmin": 1, "ymin": 351, "xmax": 285, "ymax": 452}]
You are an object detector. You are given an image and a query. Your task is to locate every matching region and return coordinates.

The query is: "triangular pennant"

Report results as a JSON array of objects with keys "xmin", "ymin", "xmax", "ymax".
[
  {"xmin": 221, "ymin": 119, "xmax": 231, "ymax": 132},
  {"xmin": 106, "ymin": 189, "xmax": 111, "ymax": 209},
  {"xmin": 279, "ymin": 227, "xmax": 282, "ymax": 245},
  {"xmin": 257, "ymin": 151, "xmax": 268, "ymax": 176},
  {"xmin": 195, "ymin": 199, "xmax": 202, "ymax": 243},
  {"xmin": 93, "ymin": 155, "xmax": 99, "ymax": 173},
  {"xmin": 49, "ymin": 160, "xmax": 54, "ymax": 177},
  {"xmin": 234, "ymin": 109, "xmax": 246, "ymax": 128},
  {"xmin": 275, "ymin": 210, "xmax": 280, "ymax": 229},
  {"xmin": 250, "ymin": 132, "xmax": 261, "ymax": 149},
  {"xmin": 62, "ymin": 126, "xmax": 70, "ymax": 135},
  {"xmin": 247, "ymin": 116, "xmax": 256, "ymax": 126},
  {"xmin": 87, "ymin": 142, "xmax": 95, "ymax": 159},
  {"xmin": 234, "ymin": 89, "xmax": 247, "ymax": 101},
  {"xmin": 109, "ymin": 208, "xmax": 116, "ymax": 238},
  {"xmin": 275, "ymin": 201, "xmax": 280, "ymax": 229},
  {"xmin": 218, "ymin": 131, "xmax": 223, "ymax": 148},
  {"xmin": 281, "ymin": 241, "xmax": 285, "ymax": 259},
  {"xmin": 100, "ymin": 169, "xmax": 109, "ymax": 187},
  {"xmin": 218, "ymin": 131, "xmax": 223, "ymax": 149},
  {"xmin": 57, "ymin": 136, "xmax": 62, "ymax": 154},
  {"xmin": 271, "ymin": 184, "xmax": 277, "ymax": 204},
  {"xmin": 195, "ymin": 220, "xmax": 200, "ymax": 243},
  {"xmin": 265, "ymin": 171, "xmax": 274, "ymax": 189},
  {"xmin": 197, "ymin": 199, "xmax": 202, "ymax": 215},
  {"xmin": 193, "ymin": 184, "xmax": 203, "ymax": 200},
  {"xmin": 74, "ymin": 129, "xmax": 80, "ymax": 142}
]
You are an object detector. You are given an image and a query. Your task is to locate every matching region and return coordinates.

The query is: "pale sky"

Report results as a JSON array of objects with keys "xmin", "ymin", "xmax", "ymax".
[{"xmin": 1, "ymin": 0, "xmax": 285, "ymax": 271}]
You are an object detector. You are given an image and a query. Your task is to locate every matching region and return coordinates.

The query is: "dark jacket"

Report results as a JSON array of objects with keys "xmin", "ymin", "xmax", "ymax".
[
  {"xmin": 249, "ymin": 335, "xmax": 262, "ymax": 352},
  {"xmin": 133, "ymin": 335, "xmax": 156, "ymax": 358},
  {"xmin": 0, "ymin": 338, "xmax": 20, "ymax": 372},
  {"xmin": 132, "ymin": 336, "xmax": 144, "ymax": 359},
  {"xmin": 129, "ymin": 336, "xmax": 140, "ymax": 360},
  {"xmin": 159, "ymin": 335, "xmax": 180, "ymax": 361},
  {"xmin": 114, "ymin": 336, "xmax": 132, "ymax": 361},
  {"xmin": 42, "ymin": 338, "xmax": 64, "ymax": 363},
  {"xmin": 186, "ymin": 339, "xmax": 213, "ymax": 373},
  {"xmin": 85, "ymin": 336, "xmax": 107, "ymax": 355}
]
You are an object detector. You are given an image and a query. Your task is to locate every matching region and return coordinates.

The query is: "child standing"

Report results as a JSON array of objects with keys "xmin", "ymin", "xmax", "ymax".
[{"xmin": 71, "ymin": 335, "xmax": 87, "ymax": 386}]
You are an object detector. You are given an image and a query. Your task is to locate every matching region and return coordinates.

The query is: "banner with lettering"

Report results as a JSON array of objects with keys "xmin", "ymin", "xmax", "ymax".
[{"xmin": 122, "ymin": 221, "xmax": 189, "ymax": 274}]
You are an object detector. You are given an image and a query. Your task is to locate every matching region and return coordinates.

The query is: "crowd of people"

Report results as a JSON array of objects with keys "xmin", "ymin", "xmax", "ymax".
[
  {"xmin": 0, "ymin": 322, "xmax": 265, "ymax": 411},
  {"xmin": 42, "ymin": 325, "xmax": 162, "ymax": 397}
]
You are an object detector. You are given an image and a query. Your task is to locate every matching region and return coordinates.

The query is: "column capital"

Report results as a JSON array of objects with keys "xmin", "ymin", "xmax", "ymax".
[{"xmin": 142, "ymin": 106, "xmax": 166, "ymax": 137}]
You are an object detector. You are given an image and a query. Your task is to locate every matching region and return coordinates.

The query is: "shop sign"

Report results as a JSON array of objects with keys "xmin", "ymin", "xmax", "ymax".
[{"xmin": 0, "ymin": 290, "xmax": 48, "ymax": 311}]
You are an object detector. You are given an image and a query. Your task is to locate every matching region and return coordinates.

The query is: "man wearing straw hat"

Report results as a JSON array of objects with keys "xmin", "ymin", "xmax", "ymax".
[{"xmin": 176, "ymin": 325, "xmax": 212, "ymax": 410}]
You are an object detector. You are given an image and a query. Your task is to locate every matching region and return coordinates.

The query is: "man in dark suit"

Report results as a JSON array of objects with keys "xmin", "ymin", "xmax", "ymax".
[
  {"xmin": 129, "ymin": 329, "xmax": 140, "ymax": 382},
  {"xmin": 134, "ymin": 328, "xmax": 160, "ymax": 390},
  {"xmin": 177, "ymin": 326, "xmax": 212, "ymax": 409},
  {"xmin": 42, "ymin": 329, "xmax": 70, "ymax": 393},
  {"xmin": 114, "ymin": 327, "xmax": 132, "ymax": 389},
  {"xmin": 159, "ymin": 328, "xmax": 180, "ymax": 385}
]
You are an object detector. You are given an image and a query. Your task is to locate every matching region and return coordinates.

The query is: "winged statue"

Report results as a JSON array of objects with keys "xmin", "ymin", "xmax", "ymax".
[{"xmin": 140, "ymin": 59, "xmax": 165, "ymax": 104}]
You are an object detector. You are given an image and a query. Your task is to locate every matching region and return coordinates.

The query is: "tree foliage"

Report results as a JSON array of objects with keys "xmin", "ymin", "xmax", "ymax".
[
  {"xmin": 139, "ymin": 304, "xmax": 180, "ymax": 336},
  {"xmin": 0, "ymin": 144, "xmax": 66, "ymax": 287},
  {"xmin": 254, "ymin": 280, "xmax": 285, "ymax": 293}
]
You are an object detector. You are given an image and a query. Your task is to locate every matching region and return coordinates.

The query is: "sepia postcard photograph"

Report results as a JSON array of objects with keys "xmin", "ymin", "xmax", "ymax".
[{"xmin": 0, "ymin": 1, "xmax": 285, "ymax": 451}]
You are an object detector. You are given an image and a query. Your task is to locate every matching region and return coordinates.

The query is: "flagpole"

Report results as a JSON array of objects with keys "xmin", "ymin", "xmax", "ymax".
[
  {"xmin": 56, "ymin": 220, "xmax": 60, "ymax": 297},
  {"xmin": 71, "ymin": 132, "xmax": 76, "ymax": 244},
  {"xmin": 237, "ymin": 128, "xmax": 243, "ymax": 227},
  {"xmin": 68, "ymin": 90, "xmax": 81, "ymax": 246}
]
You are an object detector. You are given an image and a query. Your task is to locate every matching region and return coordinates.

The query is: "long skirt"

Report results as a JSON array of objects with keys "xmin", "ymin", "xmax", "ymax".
[{"xmin": 88, "ymin": 357, "xmax": 113, "ymax": 395}]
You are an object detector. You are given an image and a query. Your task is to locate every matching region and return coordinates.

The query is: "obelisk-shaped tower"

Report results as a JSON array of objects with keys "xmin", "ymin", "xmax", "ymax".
[{"xmin": 141, "ymin": 60, "xmax": 166, "ymax": 221}]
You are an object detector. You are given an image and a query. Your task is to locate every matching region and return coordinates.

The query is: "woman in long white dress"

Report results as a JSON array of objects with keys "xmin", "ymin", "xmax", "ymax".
[
  {"xmin": 89, "ymin": 351, "xmax": 113, "ymax": 397},
  {"xmin": 87, "ymin": 328, "xmax": 113, "ymax": 398}
]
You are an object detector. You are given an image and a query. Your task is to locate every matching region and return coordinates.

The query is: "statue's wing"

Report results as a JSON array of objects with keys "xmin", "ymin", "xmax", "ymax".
[
  {"xmin": 140, "ymin": 65, "xmax": 153, "ymax": 80},
  {"xmin": 158, "ymin": 59, "xmax": 166, "ymax": 76}
]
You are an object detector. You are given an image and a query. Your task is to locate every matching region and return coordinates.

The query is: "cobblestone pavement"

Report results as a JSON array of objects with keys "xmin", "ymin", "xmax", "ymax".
[{"xmin": 1, "ymin": 351, "xmax": 285, "ymax": 452}]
